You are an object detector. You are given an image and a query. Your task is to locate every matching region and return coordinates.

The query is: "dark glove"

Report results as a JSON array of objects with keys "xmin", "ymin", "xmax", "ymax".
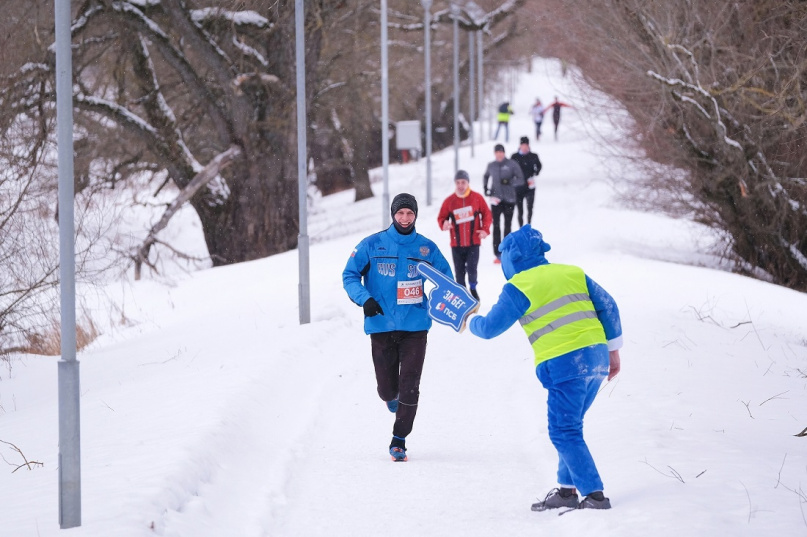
[
  {"xmin": 484, "ymin": 188, "xmax": 492, "ymax": 196},
  {"xmin": 363, "ymin": 298, "xmax": 384, "ymax": 317}
]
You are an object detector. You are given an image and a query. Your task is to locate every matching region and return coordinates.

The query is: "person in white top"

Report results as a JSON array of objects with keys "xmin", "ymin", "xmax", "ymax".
[{"xmin": 530, "ymin": 98, "xmax": 545, "ymax": 141}]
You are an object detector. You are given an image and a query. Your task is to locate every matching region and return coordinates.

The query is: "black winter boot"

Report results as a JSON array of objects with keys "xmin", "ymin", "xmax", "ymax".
[
  {"xmin": 531, "ymin": 488, "xmax": 579, "ymax": 511},
  {"xmin": 578, "ymin": 491, "xmax": 611, "ymax": 510}
]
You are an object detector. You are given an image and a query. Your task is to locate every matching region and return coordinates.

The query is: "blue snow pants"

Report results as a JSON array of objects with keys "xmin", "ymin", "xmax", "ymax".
[{"xmin": 537, "ymin": 350, "xmax": 608, "ymax": 496}]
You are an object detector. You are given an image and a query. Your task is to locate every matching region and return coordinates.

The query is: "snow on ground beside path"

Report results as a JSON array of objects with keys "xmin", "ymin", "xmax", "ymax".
[{"xmin": 1, "ymin": 58, "xmax": 806, "ymax": 537}]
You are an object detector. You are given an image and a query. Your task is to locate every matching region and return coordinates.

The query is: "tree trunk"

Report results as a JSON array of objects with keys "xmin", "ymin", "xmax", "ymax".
[
  {"xmin": 351, "ymin": 100, "xmax": 375, "ymax": 202},
  {"xmin": 192, "ymin": 141, "xmax": 299, "ymax": 266}
]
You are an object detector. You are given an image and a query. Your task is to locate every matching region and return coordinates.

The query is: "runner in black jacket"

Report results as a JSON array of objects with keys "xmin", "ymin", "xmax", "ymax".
[{"xmin": 511, "ymin": 136, "xmax": 542, "ymax": 227}]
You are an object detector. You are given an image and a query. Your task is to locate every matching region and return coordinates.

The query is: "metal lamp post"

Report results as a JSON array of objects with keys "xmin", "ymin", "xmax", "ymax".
[
  {"xmin": 295, "ymin": 0, "xmax": 310, "ymax": 325},
  {"xmin": 468, "ymin": 30, "xmax": 475, "ymax": 157},
  {"xmin": 55, "ymin": 0, "xmax": 81, "ymax": 528},
  {"xmin": 381, "ymin": 0, "xmax": 390, "ymax": 227},
  {"xmin": 477, "ymin": 31, "xmax": 484, "ymax": 143},
  {"xmin": 452, "ymin": 4, "xmax": 460, "ymax": 175},
  {"xmin": 421, "ymin": 0, "xmax": 432, "ymax": 205}
]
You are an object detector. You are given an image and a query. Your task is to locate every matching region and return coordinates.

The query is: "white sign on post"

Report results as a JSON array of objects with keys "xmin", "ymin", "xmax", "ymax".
[{"xmin": 395, "ymin": 120, "xmax": 422, "ymax": 152}]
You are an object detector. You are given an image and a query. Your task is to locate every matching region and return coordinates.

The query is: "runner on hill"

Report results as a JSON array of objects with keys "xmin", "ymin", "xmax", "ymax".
[
  {"xmin": 546, "ymin": 96, "xmax": 573, "ymax": 140},
  {"xmin": 342, "ymin": 193, "xmax": 453, "ymax": 463},
  {"xmin": 511, "ymin": 136, "xmax": 542, "ymax": 228},
  {"xmin": 530, "ymin": 98, "xmax": 545, "ymax": 140},
  {"xmin": 494, "ymin": 102, "xmax": 514, "ymax": 142},
  {"xmin": 483, "ymin": 144, "xmax": 524, "ymax": 264},
  {"xmin": 437, "ymin": 169, "xmax": 492, "ymax": 301}
]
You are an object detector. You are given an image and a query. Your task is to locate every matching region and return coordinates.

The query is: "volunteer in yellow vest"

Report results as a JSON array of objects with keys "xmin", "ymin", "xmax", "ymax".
[
  {"xmin": 493, "ymin": 102, "xmax": 514, "ymax": 142},
  {"xmin": 468, "ymin": 225, "xmax": 623, "ymax": 512}
]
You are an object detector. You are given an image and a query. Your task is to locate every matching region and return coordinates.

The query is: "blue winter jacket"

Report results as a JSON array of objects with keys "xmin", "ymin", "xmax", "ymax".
[
  {"xmin": 343, "ymin": 225, "xmax": 453, "ymax": 335},
  {"xmin": 469, "ymin": 225, "xmax": 622, "ymax": 385}
]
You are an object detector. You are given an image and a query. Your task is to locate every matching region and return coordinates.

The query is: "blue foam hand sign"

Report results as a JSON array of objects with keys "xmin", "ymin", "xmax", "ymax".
[{"xmin": 416, "ymin": 262, "xmax": 480, "ymax": 333}]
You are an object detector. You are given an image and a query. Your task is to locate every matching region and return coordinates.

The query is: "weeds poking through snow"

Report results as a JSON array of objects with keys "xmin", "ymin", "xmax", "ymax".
[
  {"xmin": 0, "ymin": 440, "xmax": 43, "ymax": 473},
  {"xmin": 641, "ymin": 458, "xmax": 685, "ymax": 483}
]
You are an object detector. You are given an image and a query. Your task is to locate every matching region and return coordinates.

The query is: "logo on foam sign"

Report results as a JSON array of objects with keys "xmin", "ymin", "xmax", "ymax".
[{"xmin": 416, "ymin": 262, "xmax": 479, "ymax": 333}]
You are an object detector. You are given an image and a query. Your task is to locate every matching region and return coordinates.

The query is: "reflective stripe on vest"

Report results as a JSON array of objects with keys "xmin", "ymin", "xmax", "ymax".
[
  {"xmin": 519, "ymin": 293, "xmax": 592, "ymax": 326},
  {"xmin": 524, "ymin": 309, "xmax": 599, "ymax": 345},
  {"xmin": 509, "ymin": 264, "xmax": 606, "ymax": 365}
]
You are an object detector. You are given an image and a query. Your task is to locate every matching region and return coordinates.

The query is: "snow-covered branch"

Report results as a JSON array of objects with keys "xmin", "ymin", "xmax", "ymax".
[
  {"xmin": 191, "ymin": 8, "xmax": 271, "ymax": 29},
  {"xmin": 388, "ymin": 0, "xmax": 526, "ymax": 32},
  {"xmin": 232, "ymin": 36, "xmax": 268, "ymax": 68},
  {"xmin": 74, "ymin": 93, "xmax": 159, "ymax": 139},
  {"xmin": 133, "ymin": 145, "xmax": 240, "ymax": 280},
  {"xmin": 159, "ymin": 0, "xmax": 235, "ymax": 90},
  {"xmin": 648, "ymin": 69, "xmax": 743, "ymax": 152},
  {"xmin": 783, "ymin": 239, "xmax": 807, "ymax": 272},
  {"xmin": 99, "ymin": 1, "xmax": 233, "ymax": 143},
  {"xmin": 132, "ymin": 34, "xmax": 203, "ymax": 177}
]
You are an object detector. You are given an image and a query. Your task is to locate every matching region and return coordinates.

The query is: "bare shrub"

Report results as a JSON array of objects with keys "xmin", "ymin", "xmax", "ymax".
[{"xmin": 18, "ymin": 316, "xmax": 99, "ymax": 357}]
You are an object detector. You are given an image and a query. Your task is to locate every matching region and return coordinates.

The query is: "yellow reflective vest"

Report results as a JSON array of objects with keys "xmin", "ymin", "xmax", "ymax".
[{"xmin": 509, "ymin": 264, "xmax": 606, "ymax": 366}]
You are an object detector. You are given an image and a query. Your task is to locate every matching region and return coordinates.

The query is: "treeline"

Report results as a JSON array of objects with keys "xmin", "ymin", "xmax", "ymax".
[
  {"xmin": 2, "ymin": 1, "xmax": 805, "ymax": 355},
  {"xmin": 0, "ymin": 0, "xmax": 524, "ymax": 353},
  {"xmin": 524, "ymin": 0, "xmax": 807, "ymax": 290}
]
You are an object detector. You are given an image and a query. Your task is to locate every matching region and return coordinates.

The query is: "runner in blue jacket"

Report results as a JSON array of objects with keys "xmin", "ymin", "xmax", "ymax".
[
  {"xmin": 468, "ymin": 225, "xmax": 622, "ymax": 510},
  {"xmin": 343, "ymin": 193, "xmax": 453, "ymax": 461}
]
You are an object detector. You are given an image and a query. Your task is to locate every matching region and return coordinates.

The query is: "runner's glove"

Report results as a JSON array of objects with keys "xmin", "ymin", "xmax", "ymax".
[{"xmin": 363, "ymin": 298, "xmax": 384, "ymax": 317}]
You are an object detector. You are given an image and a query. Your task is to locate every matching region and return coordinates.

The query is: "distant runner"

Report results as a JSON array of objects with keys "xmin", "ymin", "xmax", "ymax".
[
  {"xmin": 545, "ymin": 96, "xmax": 573, "ymax": 140},
  {"xmin": 511, "ymin": 136, "xmax": 542, "ymax": 228},
  {"xmin": 494, "ymin": 102, "xmax": 514, "ymax": 143},
  {"xmin": 530, "ymin": 98, "xmax": 545, "ymax": 140}
]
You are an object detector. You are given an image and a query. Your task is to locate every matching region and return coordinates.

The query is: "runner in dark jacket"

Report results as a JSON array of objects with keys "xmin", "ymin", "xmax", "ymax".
[
  {"xmin": 546, "ymin": 96, "xmax": 572, "ymax": 140},
  {"xmin": 511, "ymin": 136, "xmax": 542, "ymax": 227}
]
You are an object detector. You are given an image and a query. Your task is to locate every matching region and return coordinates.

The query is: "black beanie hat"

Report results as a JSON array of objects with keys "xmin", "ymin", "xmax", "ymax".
[
  {"xmin": 455, "ymin": 169, "xmax": 470, "ymax": 181},
  {"xmin": 494, "ymin": 143, "xmax": 505, "ymax": 153},
  {"xmin": 390, "ymin": 193, "xmax": 418, "ymax": 218},
  {"xmin": 520, "ymin": 136, "xmax": 530, "ymax": 145}
]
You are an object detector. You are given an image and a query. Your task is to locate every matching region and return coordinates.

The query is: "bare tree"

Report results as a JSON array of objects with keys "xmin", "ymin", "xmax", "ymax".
[
  {"xmin": 0, "ymin": 0, "xmax": 528, "ymax": 352},
  {"xmin": 1, "ymin": 0, "xmax": 341, "ymax": 270},
  {"xmin": 526, "ymin": 0, "xmax": 807, "ymax": 290},
  {"xmin": 2, "ymin": 0, "xmax": 527, "ymax": 269},
  {"xmin": 0, "ymin": 115, "xmax": 59, "ymax": 353}
]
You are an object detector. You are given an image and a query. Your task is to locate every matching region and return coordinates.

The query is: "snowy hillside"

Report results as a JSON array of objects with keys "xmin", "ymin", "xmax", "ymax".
[{"xmin": 1, "ymin": 58, "xmax": 806, "ymax": 537}]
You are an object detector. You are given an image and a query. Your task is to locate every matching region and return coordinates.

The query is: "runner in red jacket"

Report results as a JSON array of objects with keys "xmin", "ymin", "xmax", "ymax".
[{"xmin": 437, "ymin": 170, "xmax": 493, "ymax": 300}]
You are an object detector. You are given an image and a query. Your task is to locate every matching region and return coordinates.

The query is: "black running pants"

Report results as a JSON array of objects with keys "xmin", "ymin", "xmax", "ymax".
[
  {"xmin": 370, "ymin": 330, "xmax": 428, "ymax": 439},
  {"xmin": 491, "ymin": 202, "xmax": 515, "ymax": 257},
  {"xmin": 516, "ymin": 187, "xmax": 535, "ymax": 227},
  {"xmin": 451, "ymin": 245, "xmax": 480, "ymax": 288}
]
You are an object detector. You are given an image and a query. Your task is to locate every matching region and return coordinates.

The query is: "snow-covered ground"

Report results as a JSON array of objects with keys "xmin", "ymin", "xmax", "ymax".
[{"xmin": 1, "ymin": 58, "xmax": 806, "ymax": 536}]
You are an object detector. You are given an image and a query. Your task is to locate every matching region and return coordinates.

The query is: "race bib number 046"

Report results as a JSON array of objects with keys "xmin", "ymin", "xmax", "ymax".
[{"xmin": 397, "ymin": 280, "xmax": 424, "ymax": 304}]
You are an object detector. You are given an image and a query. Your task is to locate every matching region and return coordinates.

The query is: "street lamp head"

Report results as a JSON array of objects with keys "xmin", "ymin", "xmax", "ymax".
[{"xmin": 420, "ymin": 0, "xmax": 432, "ymax": 9}]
